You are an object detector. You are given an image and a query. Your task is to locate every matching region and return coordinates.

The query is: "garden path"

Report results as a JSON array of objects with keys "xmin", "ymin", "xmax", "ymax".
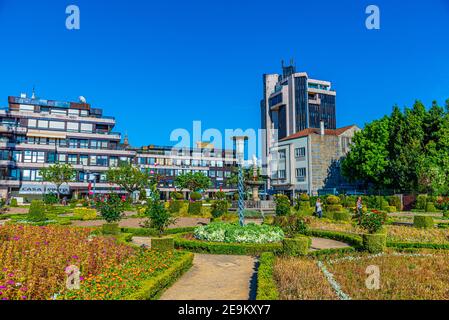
[
  {"xmin": 160, "ymin": 254, "xmax": 257, "ymax": 300},
  {"xmin": 71, "ymin": 217, "xmax": 210, "ymax": 228},
  {"xmin": 310, "ymin": 237, "xmax": 351, "ymax": 251}
]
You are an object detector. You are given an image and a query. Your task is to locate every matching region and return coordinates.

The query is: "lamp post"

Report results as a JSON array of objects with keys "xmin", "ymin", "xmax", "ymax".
[{"xmin": 233, "ymin": 136, "xmax": 248, "ymax": 227}]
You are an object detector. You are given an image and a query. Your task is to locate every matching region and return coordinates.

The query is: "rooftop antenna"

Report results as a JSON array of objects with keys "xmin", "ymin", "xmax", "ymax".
[
  {"xmin": 31, "ymin": 86, "xmax": 36, "ymax": 99},
  {"xmin": 290, "ymin": 58, "xmax": 295, "ymax": 66},
  {"xmin": 281, "ymin": 59, "xmax": 285, "ymax": 68}
]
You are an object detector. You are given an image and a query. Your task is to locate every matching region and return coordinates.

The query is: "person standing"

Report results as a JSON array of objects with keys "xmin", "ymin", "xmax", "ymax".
[
  {"xmin": 357, "ymin": 197, "xmax": 363, "ymax": 219},
  {"xmin": 315, "ymin": 198, "xmax": 323, "ymax": 218}
]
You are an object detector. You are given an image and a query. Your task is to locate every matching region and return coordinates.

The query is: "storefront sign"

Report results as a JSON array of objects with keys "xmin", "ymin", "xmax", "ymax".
[{"xmin": 19, "ymin": 184, "xmax": 70, "ymax": 195}]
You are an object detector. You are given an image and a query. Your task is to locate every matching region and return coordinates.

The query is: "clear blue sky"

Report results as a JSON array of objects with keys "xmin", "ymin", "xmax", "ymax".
[{"xmin": 0, "ymin": 0, "xmax": 448, "ymax": 149}]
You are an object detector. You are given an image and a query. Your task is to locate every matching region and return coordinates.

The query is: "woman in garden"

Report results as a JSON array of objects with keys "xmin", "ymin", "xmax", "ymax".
[
  {"xmin": 357, "ymin": 197, "xmax": 363, "ymax": 220},
  {"xmin": 315, "ymin": 198, "xmax": 323, "ymax": 218}
]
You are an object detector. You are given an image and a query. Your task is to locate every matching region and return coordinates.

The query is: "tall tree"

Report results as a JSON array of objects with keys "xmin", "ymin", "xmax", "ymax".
[
  {"xmin": 106, "ymin": 163, "xmax": 153, "ymax": 196},
  {"xmin": 174, "ymin": 171, "xmax": 211, "ymax": 192},
  {"xmin": 40, "ymin": 163, "xmax": 76, "ymax": 200}
]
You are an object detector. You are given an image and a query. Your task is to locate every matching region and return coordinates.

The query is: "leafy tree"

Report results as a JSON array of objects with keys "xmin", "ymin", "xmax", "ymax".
[
  {"xmin": 106, "ymin": 163, "xmax": 154, "ymax": 196},
  {"xmin": 174, "ymin": 171, "xmax": 211, "ymax": 192},
  {"xmin": 96, "ymin": 193, "xmax": 125, "ymax": 223},
  {"xmin": 40, "ymin": 164, "xmax": 76, "ymax": 200}
]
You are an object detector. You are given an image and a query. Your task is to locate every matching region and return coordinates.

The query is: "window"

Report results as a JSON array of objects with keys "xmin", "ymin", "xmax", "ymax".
[
  {"xmin": 68, "ymin": 109, "xmax": 79, "ymax": 116},
  {"xmin": 183, "ymin": 159, "xmax": 190, "ymax": 166},
  {"xmin": 19, "ymin": 104, "xmax": 34, "ymax": 112},
  {"xmin": 67, "ymin": 122, "xmax": 79, "ymax": 132},
  {"xmin": 148, "ymin": 158, "xmax": 155, "ymax": 165},
  {"xmin": 68, "ymin": 155, "xmax": 78, "ymax": 165},
  {"xmin": 80, "ymin": 110, "xmax": 88, "ymax": 117},
  {"xmin": 138, "ymin": 157, "xmax": 147, "ymax": 165},
  {"xmin": 156, "ymin": 158, "xmax": 165, "ymax": 166},
  {"xmin": 22, "ymin": 169, "xmax": 42, "ymax": 181},
  {"xmin": 166, "ymin": 158, "xmax": 173, "ymax": 166},
  {"xmin": 90, "ymin": 140, "xmax": 99, "ymax": 149},
  {"xmin": 217, "ymin": 171, "xmax": 223, "ymax": 178},
  {"xmin": 225, "ymin": 171, "xmax": 232, "ymax": 178},
  {"xmin": 12, "ymin": 151, "xmax": 22, "ymax": 162},
  {"xmin": 50, "ymin": 108, "xmax": 67, "ymax": 115},
  {"xmin": 58, "ymin": 154, "xmax": 67, "ymax": 163},
  {"xmin": 97, "ymin": 156, "xmax": 108, "ymax": 166},
  {"xmin": 59, "ymin": 139, "xmax": 68, "ymax": 147},
  {"xmin": 80, "ymin": 155, "xmax": 89, "ymax": 166},
  {"xmin": 69, "ymin": 139, "xmax": 78, "ymax": 148},
  {"xmin": 28, "ymin": 119, "xmax": 37, "ymax": 127},
  {"xmin": 90, "ymin": 155, "xmax": 97, "ymax": 166},
  {"xmin": 38, "ymin": 120, "xmax": 49, "ymax": 129},
  {"xmin": 296, "ymin": 168, "xmax": 306, "ymax": 177},
  {"xmin": 210, "ymin": 160, "xmax": 216, "ymax": 167},
  {"xmin": 100, "ymin": 141, "xmax": 108, "ymax": 149},
  {"xmin": 79, "ymin": 140, "xmax": 88, "ymax": 149},
  {"xmin": 279, "ymin": 170, "xmax": 286, "ymax": 179},
  {"xmin": 192, "ymin": 159, "xmax": 199, "ymax": 167},
  {"xmin": 48, "ymin": 138, "xmax": 56, "ymax": 146},
  {"xmin": 209, "ymin": 170, "xmax": 216, "ymax": 178},
  {"xmin": 295, "ymin": 147, "xmax": 306, "ymax": 158},
  {"xmin": 47, "ymin": 152, "xmax": 56, "ymax": 163},
  {"xmin": 279, "ymin": 150, "xmax": 286, "ymax": 159},
  {"xmin": 80, "ymin": 123, "xmax": 93, "ymax": 132},
  {"xmin": 23, "ymin": 151, "xmax": 45, "ymax": 163},
  {"xmin": 49, "ymin": 121, "xmax": 65, "ymax": 130},
  {"xmin": 109, "ymin": 157, "xmax": 118, "ymax": 167},
  {"xmin": 216, "ymin": 161, "xmax": 223, "ymax": 167}
]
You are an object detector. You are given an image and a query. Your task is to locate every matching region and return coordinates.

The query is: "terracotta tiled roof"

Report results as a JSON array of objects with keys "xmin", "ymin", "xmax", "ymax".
[{"xmin": 279, "ymin": 125, "xmax": 357, "ymax": 142}]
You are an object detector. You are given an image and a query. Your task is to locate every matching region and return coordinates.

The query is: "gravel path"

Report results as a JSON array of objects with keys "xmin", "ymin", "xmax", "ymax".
[
  {"xmin": 160, "ymin": 254, "xmax": 257, "ymax": 300},
  {"xmin": 310, "ymin": 237, "xmax": 351, "ymax": 251},
  {"xmin": 71, "ymin": 217, "xmax": 210, "ymax": 228}
]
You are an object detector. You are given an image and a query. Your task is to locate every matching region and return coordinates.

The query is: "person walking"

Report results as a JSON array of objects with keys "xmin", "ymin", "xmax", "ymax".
[
  {"xmin": 315, "ymin": 198, "xmax": 323, "ymax": 218},
  {"xmin": 356, "ymin": 197, "xmax": 363, "ymax": 220}
]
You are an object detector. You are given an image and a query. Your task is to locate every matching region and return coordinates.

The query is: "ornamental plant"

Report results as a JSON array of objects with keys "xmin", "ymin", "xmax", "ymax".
[
  {"xmin": 358, "ymin": 211, "xmax": 386, "ymax": 234},
  {"xmin": 27, "ymin": 200, "xmax": 47, "ymax": 223},
  {"xmin": 96, "ymin": 194, "xmax": 125, "ymax": 223},
  {"xmin": 143, "ymin": 186, "xmax": 176, "ymax": 236},
  {"xmin": 274, "ymin": 194, "xmax": 291, "ymax": 216},
  {"xmin": 211, "ymin": 199, "xmax": 229, "ymax": 218}
]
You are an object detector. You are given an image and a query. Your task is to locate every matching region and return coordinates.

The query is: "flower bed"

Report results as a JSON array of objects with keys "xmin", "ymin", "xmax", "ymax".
[
  {"xmin": 0, "ymin": 225, "xmax": 134, "ymax": 300},
  {"xmin": 0, "ymin": 225, "xmax": 190, "ymax": 300},
  {"xmin": 194, "ymin": 222, "xmax": 284, "ymax": 244}
]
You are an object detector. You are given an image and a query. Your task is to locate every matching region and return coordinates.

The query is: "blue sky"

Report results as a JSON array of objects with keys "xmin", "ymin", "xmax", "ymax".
[{"xmin": 0, "ymin": 0, "xmax": 448, "ymax": 149}]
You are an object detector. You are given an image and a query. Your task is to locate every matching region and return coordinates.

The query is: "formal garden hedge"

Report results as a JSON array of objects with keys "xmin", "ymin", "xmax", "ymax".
[
  {"xmin": 173, "ymin": 233, "xmax": 282, "ymax": 255},
  {"xmin": 413, "ymin": 215, "xmax": 434, "ymax": 229},
  {"xmin": 256, "ymin": 253, "xmax": 279, "ymax": 300},
  {"xmin": 126, "ymin": 252, "xmax": 194, "ymax": 300},
  {"xmin": 301, "ymin": 229, "xmax": 363, "ymax": 248}
]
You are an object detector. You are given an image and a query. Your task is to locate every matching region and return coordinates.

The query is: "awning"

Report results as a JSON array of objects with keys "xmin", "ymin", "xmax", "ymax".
[{"xmin": 27, "ymin": 130, "xmax": 67, "ymax": 139}]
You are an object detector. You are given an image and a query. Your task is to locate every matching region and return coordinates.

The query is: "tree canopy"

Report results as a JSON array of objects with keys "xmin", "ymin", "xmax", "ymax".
[
  {"xmin": 342, "ymin": 99, "xmax": 449, "ymax": 195},
  {"xmin": 40, "ymin": 163, "xmax": 76, "ymax": 199},
  {"xmin": 174, "ymin": 171, "xmax": 211, "ymax": 192},
  {"xmin": 106, "ymin": 163, "xmax": 153, "ymax": 195}
]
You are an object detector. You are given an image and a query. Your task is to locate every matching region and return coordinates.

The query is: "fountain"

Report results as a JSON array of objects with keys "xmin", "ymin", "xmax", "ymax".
[{"xmin": 246, "ymin": 155, "xmax": 264, "ymax": 201}]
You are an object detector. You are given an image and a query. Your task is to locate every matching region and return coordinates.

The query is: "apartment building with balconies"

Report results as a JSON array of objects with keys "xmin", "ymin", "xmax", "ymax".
[{"xmin": 0, "ymin": 93, "xmax": 238, "ymax": 200}]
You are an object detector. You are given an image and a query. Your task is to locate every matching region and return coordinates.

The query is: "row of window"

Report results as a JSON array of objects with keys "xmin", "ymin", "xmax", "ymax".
[
  {"xmin": 138, "ymin": 157, "xmax": 227, "ymax": 167},
  {"xmin": 19, "ymin": 105, "xmax": 90, "ymax": 117},
  {"xmin": 28, "ymin": 119, "xmax": 96, "ymax": 133},
  {"xmin": 143, "ymin": 168, "xmax": 232, "ymax": 178},
  {"xmin": 273, "ymin": 168, "xmax": 307, "ymax": 180},
  {"xmin": 10, "ymin": 136, "xmax": 118, "ymax": 150}
]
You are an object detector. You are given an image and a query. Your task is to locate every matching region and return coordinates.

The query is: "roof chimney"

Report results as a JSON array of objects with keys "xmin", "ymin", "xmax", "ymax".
[{"xmin": 320, "ymin": 121, "xmax": 325, "ymax": 136}]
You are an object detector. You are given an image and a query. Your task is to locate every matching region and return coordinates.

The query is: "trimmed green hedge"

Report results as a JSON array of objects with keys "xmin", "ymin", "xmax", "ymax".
[
  {"xmin": 120, "ymin": 227, "xmax": 196, "ymax": 236},
  {"xmin": 302, "ymin": 229, "xmax": 363, "ymax": 248},
  {"xmin": 173, "ymin": 233, "xmax": 282, "ymax": 255},
  {"xmin": 333, "ymin": 211, "xmax": 351, "ymax": 221},
  {"xmin": 151, "ymin": 237, "xmax": 174, "ymax": 251},
  {"xmin": 362, "ymin": 233, "xmax": 386, "ymax": 253},
  {"xmin": 102, "ymin": 223, "xmax": 119, "ymax": 235},
  {"xmin": 386, "ymin": 241, "xmax": 449, "ymax": 250},
  {"xmin": 126, "ymin": 252, "xmax": 194, "ymax": 300},
  {"xmin": 413, "ymin": 215, "xmax": 434, "ymax": 229},
  {"xmin": 256, "ymin": 253, "xmax": 279, "ymax": 300},
  {"xmin": 282, "ymin": 236, "xmax": 311, "ymax": 256}
]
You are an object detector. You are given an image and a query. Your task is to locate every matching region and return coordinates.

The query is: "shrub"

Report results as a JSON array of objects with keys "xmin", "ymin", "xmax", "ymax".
[
  {"xmin": 10, "ymin": 198, "xmax": 18, "ymax": 207},
  {"xmin": 274, "ymin": 215, "xmax": 309, "ymax": 237},
  {"xmin": 426, "ymin": 202, "xmax": 437, "ymax": 213},
  {"xmin": 168, "ymin": 200, "xmax": 183, "ymax": 214},
  {"xmin": 190, "ymin": 192, "xmax": 202, "ymax": 201},
  {"xmin": 188, "ymin": 201, "xmax": 203, "ymax": 215},
  {"xmin": 282, "ymin": 236, "xmax": 311, "ymax": 256},
  {"xmin": 295, "ymin": 194, "xmax": 311, "ymax": 212},
  {"xmin": 342, "ymin": 195, "xmax": 356, "ymax": 208},
  {"xmin": 362, "ymin": 233, "xmax": 386, "ymax": 253},
  {"xmin": 27, "ymin": 200, "xmax": 47, "ymax": 222},
  {"xmin": 388, "ymin": 196, "xmax": 401, "ymax": 211},
  {"xmin": 233, "ymin": 193, "xmax": 239, "ymax": 201},
  {"xmin": 326, "ymin": 195, "xmax": 340, "ymax": 205},
  {"xmin": 194, "ymin": 222, "xmax": 284, "ymax": 244},
  {"xmin": 333, "ymin": 211, "xmax": 351, "ymax": 221},
  {"xmin": 145, "ymin": 196, "xmax": 176, "ymax": 236},
  {"xmin": 385, "ymin": 206, "xmax": 396, "ymax": 213},
  {"xmin": 214, "ymin": 191, "xmax": 226, "ymax": 200},
  {"xmin": 359, "ymin": 211, "xmax": 386, "ymax": 234},
  {"xmin": 73, "ymin": 208, "xmax": 97, "ymax": 221},
  {"xmin": 211, "ymin": 200, "xmax": 228, "ymax": 218},
  {"xmin": 413, "ymin": 215, "xmax": 434, "ymax": 229},
  {"xmin": 416, "ymin": 195, "xmax": 428, "ymax": 210},
  {"xmin": 43, "ymin": 193, "xmax": 59, "ymax": 205},
  {"xmin": 256, "ymin": 253, "xmax": 279, "ymax": 300},
  {"xmin": 170, "ymin": 192, "xmax": 184, "ymax": 200},
  {"xmin": 96, "ymin": 194, "xmax": 125, "ymax": 223},
  {"xmin": 151, "ymin": 237, "xmax": 174, "ymax": 251},
  {"xmin": 274, "ymin": 194, "xmax": 291, "ymax": 216},
  {"xmin": 299, "ymin": 193, "xmax": 309, "ymax": 201},
  {"xmin": 325, "ymin": 204, "xmax": 343, "ymax": 212}
]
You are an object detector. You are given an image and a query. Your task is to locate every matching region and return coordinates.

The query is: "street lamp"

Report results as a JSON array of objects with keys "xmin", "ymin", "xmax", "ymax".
[{"xmin": 233, "ymin": 136, "xmax": 248, "ymax": 227}]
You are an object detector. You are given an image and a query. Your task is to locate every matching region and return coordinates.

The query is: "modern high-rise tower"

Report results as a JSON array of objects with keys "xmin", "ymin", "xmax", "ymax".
[{"xmin": 261, "ymin": 61, "xmax": 337, "ymax": 183}]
